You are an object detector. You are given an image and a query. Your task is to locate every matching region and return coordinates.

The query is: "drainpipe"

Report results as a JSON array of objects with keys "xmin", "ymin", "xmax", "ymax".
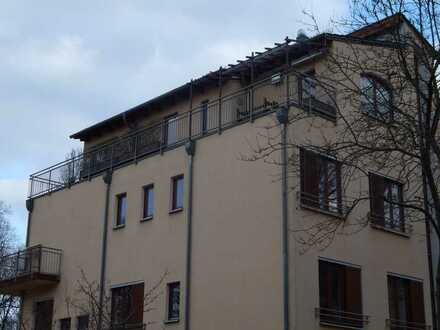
[
  {"xmin": 98, "ymin": 170, "xmax": 113, "ymax": 330},
  {"xmin": 18, "ymin": 199, "xmax": 34, "ymax": 329},
  {"xmin": 423, "ymin": 168, "xmax": 438, "ymax": 329},
  {"xmin": 276, "ymin": 107, "xmax": 289, "ymax": 330},
  {"xmin": 184, "ymin": 140, "xmax": 195, "ymax": 330}
]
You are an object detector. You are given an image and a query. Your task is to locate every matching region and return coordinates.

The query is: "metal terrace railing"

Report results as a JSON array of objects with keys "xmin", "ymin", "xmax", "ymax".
[
  {"xmin": 29, "ymin": 68, "xmax": 336, "ymax": 199},
  {"xmin": 0, "ymin": 245, "xmax": 62, "ymax": 282},
  {"xmin": 315, "ymin": 307, "xmax": 369, "ymax": 329}
]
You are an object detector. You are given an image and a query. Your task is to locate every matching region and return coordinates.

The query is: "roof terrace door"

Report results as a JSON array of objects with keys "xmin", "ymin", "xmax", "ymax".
[{"xmin": 34, "ymin": 299, "xmax": 53, "ymax": 330}]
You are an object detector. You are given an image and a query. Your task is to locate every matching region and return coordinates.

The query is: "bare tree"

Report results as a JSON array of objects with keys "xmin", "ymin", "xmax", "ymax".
[
  {"xmin": 247, "ymin": 0, "xmax": 440, "ymax": 327},
  {"xmin": 0, "ymin": 201, "xmax": 20, "ymax": 330},
  {"xmin": 61, "ymin": 148, "xmax": 83, "ymax": 186},
  {"xmin": 61, "ymin": 270, "xmax": 167, "ymax": 330}
]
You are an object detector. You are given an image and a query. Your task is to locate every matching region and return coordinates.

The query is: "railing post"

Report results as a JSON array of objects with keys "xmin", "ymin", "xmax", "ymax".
[
  {"xmin": 110, "ymin": 144, "xmax": 115, "ymax": 171},
  {"xmin": 188, "ymin": 111, "xmax": 192, "ymax": 140},
  {"xmin": 38, "ymin": 246, "xmax": 42, "ymax": 274},
  {"xmin": 48, "ymin": 170, "xmax": 52, "ymax": 195},
  {"xmin": 160, "ymin": 120, "xmax": 165, "ymax": 154},
  {"xmin": 29, "ymin": 177, "xmax": 34, "ymax": 198},
  {"xmin": 217, "ymin": 67, "xmax": 223, "ymax": 135},
  {"xmin": 15, "ymin": 251, "xmax": 20, "ymax": 278},
  {"xmin": 249, "ymin": 52, "xmax": 255, "ymax": 123},
  {"xmin": 134, "ymin": 135, "xmax": 138, "ymax": 164}
]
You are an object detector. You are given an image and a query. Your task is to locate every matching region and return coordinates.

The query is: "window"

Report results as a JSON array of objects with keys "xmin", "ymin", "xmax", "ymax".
[
  {"xmin": 388, "ymin": 275, "xmax": 426, "ymax": 329},
  {"xmin": 201, "ymin": 100, "xmax": 209, "ymax": 134},
  {"xmin": 34, "ymin": 300, "xmax": 54, "ymax": 330},
  {"xmin": 300, "ymin": 149, "xmax": 342, "ymax": 215},
  {"xmin": 319, "ymin": 260, "xmax": 363, "ymax": 328},
  {"xmin": 171, "ymin": 175, "xmax": 184, "ymax": 212},
  {"xmin": 369, "ymin": 173, "xmax": 405, "ymax": 233},
  {"xmin": 142, "ymin": 185, "xmax": 154, "ymax": 220},
  {"xmin": 164, "ymin": 114, "xmax": 178, "ymax": 146},
  {"xmin": 302, "ymin": 70, "xmax": 317, "ymax": 101},
  {"xmin": 116, "ymin": 193, "xmax": 127, "ymax": 227},
  {"xmin": 167, "ymin": 282, "xmax": 180, "ymax": 322},
  {"xmin": 59, "ymin": 318, "xmax": 71, "ymax": 330},
  {"xmin": 76, "ymin": 315, "xmax": 89, "ymax": 330},
  {"xmin": 360, "ymin": 74, "xmax": 392, "ymax": 120},
  {"xmin": 111, "ymin": 283, "xmax": 144, "ymax": 327}
]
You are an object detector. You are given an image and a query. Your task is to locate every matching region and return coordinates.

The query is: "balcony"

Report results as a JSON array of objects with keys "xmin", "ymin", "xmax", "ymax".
[
  {"xmin": 315, "ymin": 307, "xmax": 370, "ymax": 329},
  {"xmin": 28, "ymin": 67, "xmax": 336, "ymax": 199},
  {"xmin": 0, "ymin": 245, "xmax": 62, "ymax": 295}
]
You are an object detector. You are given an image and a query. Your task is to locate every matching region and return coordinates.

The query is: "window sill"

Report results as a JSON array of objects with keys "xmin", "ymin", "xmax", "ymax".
[
  {"xmin": 169, "ymin": 208, "xmax": 183, "ymax": 215},
  {"xmin": 113, "ymin": 224, "xmax": 126, "ymax": 230},
  {"xmin": 140, "ymin": 216, "xmax": 153, "ymax": 222},
  {"xmin": 164, "ymin": 318, "xmax": 180, "ymax": 325},
  {"xmin": 299, "ymin": 203, "xmax": 345, "ymax": 220},
  {"xmin": 370, "ymin": 223, "xmax": 410, "ymax": 238}
]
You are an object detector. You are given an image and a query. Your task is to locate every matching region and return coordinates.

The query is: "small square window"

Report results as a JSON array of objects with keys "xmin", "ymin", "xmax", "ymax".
[
  {"xmin": 142, "ymin": 185, "xmax": 154, "ymax": 220},
  {"xmin": 171, "ymin": 175, "xmax": 184, "ymax": 212},
  {"xmin": 167, "ymin": 282, "xmax": 180, "ymax": 322},
  {"xmin": 116, "ymin": 193, "xmax": 127, "ymax": 227}
]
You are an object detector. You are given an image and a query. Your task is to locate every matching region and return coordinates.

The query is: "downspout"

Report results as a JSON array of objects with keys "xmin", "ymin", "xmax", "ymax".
[
  {"xmin": 184, "ymin": 140, "xmax": 195, "ymax": 330},
  {"xmin": 277, "ymin": 106, "xmax": 289, "ymax": 330},
  {"xmin": 98, "ymin": 170, "xmax": 113, "ymax": 330},
  {"xmin": 423, "ymin": 172, "xmax": 437, "ymax": 330},
  {"xmin": 18, "ymin": 199, "xmax": 34, "ymax": 329}
]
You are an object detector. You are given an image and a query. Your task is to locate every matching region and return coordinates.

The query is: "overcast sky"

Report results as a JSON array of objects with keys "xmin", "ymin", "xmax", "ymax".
[{"xmin": 0, "ymin": 0, "xmax": 348, "ymax": 244}]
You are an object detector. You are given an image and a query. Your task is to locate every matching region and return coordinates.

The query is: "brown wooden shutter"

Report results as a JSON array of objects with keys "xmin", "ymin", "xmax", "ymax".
[
  {"xmin": 387, "ymin": 276, "xmax": 398, "ymax": 320},
  {"xmin": 369, "ymin": 173, "xmax": 385, "ymax": 225},
  {"xmin": 301, "ymin": 149, "xmax": 320, "ymax": 207},
  {"xmin": 345, "ymin": 267, "xmax": 362, "ymax": 314},
  {"xmin": 130, "ymin": 283, "xmax": 145, "ymax": 324},
  {"xmin": 409, "ymin": 281, "xmax": 425, "ymax": 324}
]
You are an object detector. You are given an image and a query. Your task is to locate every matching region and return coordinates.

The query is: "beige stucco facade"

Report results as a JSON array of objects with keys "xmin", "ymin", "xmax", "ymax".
[{"xmin": 19, "ymin": 21, "xmax": 433, "ymax": 330}]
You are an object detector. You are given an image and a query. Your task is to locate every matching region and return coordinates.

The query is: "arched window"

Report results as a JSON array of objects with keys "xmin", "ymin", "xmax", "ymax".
[{"xmin": 360, "ymin": 74, "xmax": 392, "ymax": 120}]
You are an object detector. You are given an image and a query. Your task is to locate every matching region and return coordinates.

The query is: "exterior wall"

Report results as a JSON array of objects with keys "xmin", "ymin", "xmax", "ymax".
[{"xmin": 21, "ymin": 37, "xmax": 433, "ymax": 330}]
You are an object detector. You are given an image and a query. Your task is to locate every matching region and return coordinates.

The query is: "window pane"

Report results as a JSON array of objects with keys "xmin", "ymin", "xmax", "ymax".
[
  {"xmin": 143, "ymin": 186, "xmax": 154, "ymax": 218},
  {"xmin": 117, "ymin": 194, "xmax": 127, "ymax": 226},
  {"xmin": 168, "ymin": 282, "xmax": 180, "ymax": 320},
  {"xmin": 172, "ymin": 176, "xmax": 184, "ymax": 210},
  {"xmin": 60, "ymin": 318, "xmax": 71, "ymax": 330},
  {"xmin": 360, "ymin": 77, "xmax": 375, "ymax": 113},
  {"xmin": 77, "ymin": 315, "xmax": 89, "ymax": 330},
  {"xmin": 167, "ymin": 117, "xmax": 178, "ymax": 145}
]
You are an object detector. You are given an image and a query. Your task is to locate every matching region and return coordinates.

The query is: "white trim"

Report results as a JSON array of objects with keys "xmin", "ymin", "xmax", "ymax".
[
  {"xmin": 318, "ymin": 257, "xmax": 361, "ymax": 269},
  {"xmin": 109, "ymin": 280, "xmax": 144, "ymax": 289},
  {"xmin": 387, "ymin": 272, "xmax": 423, "ymax": 283}
]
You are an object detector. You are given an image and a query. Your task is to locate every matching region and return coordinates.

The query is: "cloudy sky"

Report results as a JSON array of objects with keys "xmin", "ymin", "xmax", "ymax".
[{"xmin": 0, "ymin": 0, "xmax": 348, "ymax": 243}]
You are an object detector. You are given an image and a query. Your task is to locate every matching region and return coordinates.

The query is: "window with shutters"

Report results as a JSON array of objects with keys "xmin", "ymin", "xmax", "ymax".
[
  {"xmin": 360, "ymin": 74, "xmax": 393, "ymax": 121},
  {"xmin": 387, "ymin": 275, "xmax": 426, "ymax": 329},
  {"xmin": 166, "ymin": 282, "xmax": 180, "ymax": 322},
  {"xmin": 76, "ymin": 315, "xmax": 89, "ymax": 330},
  {"xmin": 300, "ymin": 149, "xmax": 343, "ymax": 215},
  {"xmin": 369, "ymin": 173, "xmax": 406, "ymax": 233},
  {"xmin": 111, "ymin": 283, "xmax": 144, "ymax": 328},
  {"xmin": 59, "ymin": 318, "xmax": 71, "ymax": 330},
  {"xmin": 318, "ymin": 259, "xmax": 365, "ymax": 328}
]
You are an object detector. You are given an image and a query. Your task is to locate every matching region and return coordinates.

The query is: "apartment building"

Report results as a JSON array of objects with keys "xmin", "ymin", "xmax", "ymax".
[{"xmin": 1, "ymin": 14, "xmax": 434, "ymax": 330}]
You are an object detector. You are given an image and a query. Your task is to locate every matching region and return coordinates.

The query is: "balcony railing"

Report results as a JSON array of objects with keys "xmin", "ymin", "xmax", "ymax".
[
  {"xmin": 29, "ymin": 67, "xmax": 336, "ymax": 199},
  {"xmin": 0, "ymin": 245, "xmax": 62, "ymax": 295},
  {"xmin": 107, "ymin": 324, "xmax": 146, "ymax": 330},
  {"xmin": 386, "ymin": 318, "xmax": 431, "ymax": 329},
  {"xmin": 299, "ymin": 191, "xmax": 352, "ymax": 219},
  {"xmin": 315, "ymin": 307, "xmax": 369, "ymax": 329},
  {"xmin": 369, "ymin": 213, "xmax": 412, "ymax": 236}
]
